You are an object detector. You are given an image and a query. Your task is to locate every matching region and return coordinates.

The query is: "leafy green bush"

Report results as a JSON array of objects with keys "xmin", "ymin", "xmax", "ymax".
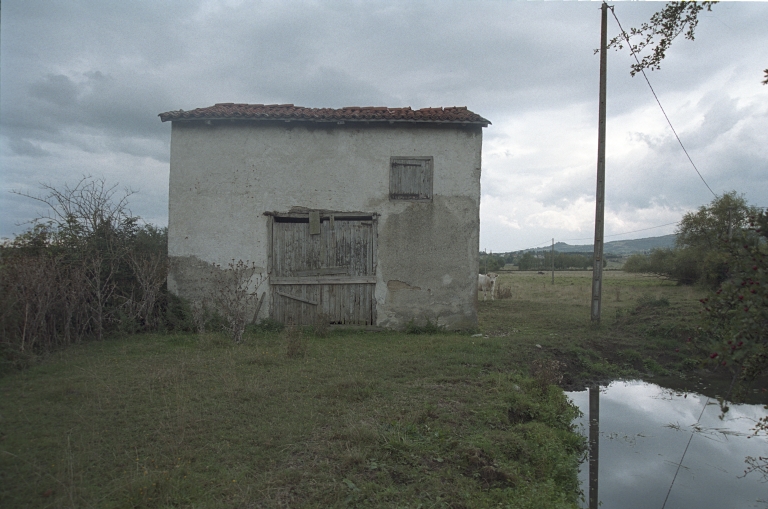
[
  {"xmin": 623, "ymin": 248, "xmax": 699, "ymax": 284},
  {"xmin": 699, "ymin": 210, "xmax": 767, "ymax": 400},
  {"xmin": 624, "ymin": 193, "xmax": 761, "ymax": 288}
]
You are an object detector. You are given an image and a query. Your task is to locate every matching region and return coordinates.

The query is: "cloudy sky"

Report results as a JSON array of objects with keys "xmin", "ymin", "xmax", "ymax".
[{"xmin": 2, "ymin": 0, "xmax": 766, "ymax": 252}]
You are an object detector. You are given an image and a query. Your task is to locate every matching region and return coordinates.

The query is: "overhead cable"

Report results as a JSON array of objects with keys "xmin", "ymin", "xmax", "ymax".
[{"xmin": 608, "ymin": 5, "xmax": 718, "ymax": 198}]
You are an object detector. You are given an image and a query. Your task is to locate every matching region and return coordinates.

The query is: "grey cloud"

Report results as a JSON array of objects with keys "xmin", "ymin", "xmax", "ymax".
[
  {"xmin": 1, "ymin": 0, "xmax": 767, "ymax": 247},
  {"xmin": 3, "ymin": 69, "xmax": 171, "ymax": 159},
  {"xmin": 689, "ymin": 94, "xmax": 745, "ymax": 149},
  {"xmin": 8, "ymin": 138, "xmax": 50, "ymax": 157},
  {"xmin": 28, "ymin": 74, "xmax": 80, "ymax": 106}
]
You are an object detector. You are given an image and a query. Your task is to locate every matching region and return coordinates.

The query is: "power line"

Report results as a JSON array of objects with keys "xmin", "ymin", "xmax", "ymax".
[
  {"xmin": 608, "ymin": 6, "xmax": 718, "ymax": 198},
  {"xmin": 560, "ymin": 220, "xmax": 679, "ymax": 243},
  {"xmin": 661, "ymin": 397, "xmax": 710, "ymax": 509},
  {"xmin": 606, "ymin": 221, "xmax": 678, "ymax": 237}
]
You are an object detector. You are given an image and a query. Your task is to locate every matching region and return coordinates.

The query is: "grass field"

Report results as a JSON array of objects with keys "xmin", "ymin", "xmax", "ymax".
[
  {"xmin": 484, "ymin": 270, "xmax": 710, "ymax": 389},
  {"xmin": 1, "ymin": 271, "xmax": 753, "ymax": 508}
]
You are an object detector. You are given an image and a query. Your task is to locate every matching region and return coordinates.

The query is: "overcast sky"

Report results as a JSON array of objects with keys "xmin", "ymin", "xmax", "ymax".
[{"xmin": 2, "ymin": 0, "xmax": 766, "ymax": 252}]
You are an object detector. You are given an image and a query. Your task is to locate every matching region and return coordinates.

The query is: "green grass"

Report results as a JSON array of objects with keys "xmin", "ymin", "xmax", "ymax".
[
  {"xmin": 483, "ymin": 271, "xmax": 713, "ymax": 387},
  {"xmin": 1, "ymin": 328, "xmax": 584, "ymax": 508},
  {"xmin": 1, "ymin": 271, "xmax": 743, "ymax": 508}
]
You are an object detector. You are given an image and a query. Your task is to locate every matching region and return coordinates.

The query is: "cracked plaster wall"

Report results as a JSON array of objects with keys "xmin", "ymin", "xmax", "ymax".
[{"xmin": 168, "ymin": 121, "xmax": 482, "ymax": 328}]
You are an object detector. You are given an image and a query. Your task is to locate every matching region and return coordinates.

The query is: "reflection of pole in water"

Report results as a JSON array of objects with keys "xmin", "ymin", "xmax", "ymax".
[{"xmin": 589, "ymin": 385, "xmax": 600, "ymax": 509}]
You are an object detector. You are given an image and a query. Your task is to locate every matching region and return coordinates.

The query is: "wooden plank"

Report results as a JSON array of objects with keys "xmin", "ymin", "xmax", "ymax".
[
  {"xmin": 271, "ymin": 276, "xmax": 376, "ymax": 285},
  {"xmin": 354, "ymin": 283, "xmax": 360, "ymax": 324},
  {"xmin": 267, "ymin": 217, "xmax": 273, "ymax": 276},
  {"xmin": 265, "ymin": 211, "xmax": 374, "ymax": 219},
  {"xmin": 320, "ymin": 224, "xmax": 327, "ymax": 262},
  {"xmin": 251, "ymin": 291, "xmax": 266, "ymax": 323},
  {"xmin": 276, "ymin": 290, "xmax": 318, "ymax": 306},
  {"xmin": 309, "ymin": 211, "xmax": 320, "ymax": 235},
  {"xmin": 372, "ymin": 216, "xmax": 378, "ymax": 271},
  {"xmin": 294, "ymin": 267, "xmax": 349, "ymax": 277},
  {"xmin": 367, "ymin": 284, "xmax": 374, "ymax": 325}
]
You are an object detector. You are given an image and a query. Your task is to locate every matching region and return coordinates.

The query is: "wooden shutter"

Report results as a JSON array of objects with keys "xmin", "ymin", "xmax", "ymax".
[{"xmin": 390, "ymin": 157, "xmax": 433, "ymax": 201}]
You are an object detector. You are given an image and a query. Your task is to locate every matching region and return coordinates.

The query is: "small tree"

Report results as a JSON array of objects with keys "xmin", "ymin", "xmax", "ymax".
[
  {"xmin": 211, "ymin": 260, "xmax": 265, "ymax": 343},
  {"xmin": 677, "ymin": 192, "xmax": 759, "ymax": 287},
  {"xmin": 624, "ymin": 193, "xmax": 760, "ymax": 286},
  {"xmin": 517, "ymin": 252, "xmax": 532, "ymax": 271}
]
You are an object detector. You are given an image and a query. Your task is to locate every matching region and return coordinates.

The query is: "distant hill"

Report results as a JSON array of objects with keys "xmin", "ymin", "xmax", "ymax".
[{"xmin": 550, "ymin": 234, "xmax": 676, "ymax": 255}]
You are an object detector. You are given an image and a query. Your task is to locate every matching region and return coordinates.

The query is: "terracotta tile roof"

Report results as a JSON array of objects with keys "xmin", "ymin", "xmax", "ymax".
[{"xmin": 158, "ymin": 103, "xmax": 490, "ymax": 126}]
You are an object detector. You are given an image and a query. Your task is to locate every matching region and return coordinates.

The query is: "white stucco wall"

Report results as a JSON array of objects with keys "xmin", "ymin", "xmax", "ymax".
[{"xmin": 168, "ymin": 120, "xmax": 483, "ymax": 329}]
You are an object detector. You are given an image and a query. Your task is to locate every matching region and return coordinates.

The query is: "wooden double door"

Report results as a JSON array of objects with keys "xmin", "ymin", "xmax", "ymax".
[{"xmin": 269, "ymin": 213, "xmax": 377, "ymax": 326}]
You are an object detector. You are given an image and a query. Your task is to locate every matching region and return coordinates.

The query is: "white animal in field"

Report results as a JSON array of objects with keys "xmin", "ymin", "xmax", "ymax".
[{"xmin": 478, "ymin": 273, "xmax": 498, "ymax": 301}]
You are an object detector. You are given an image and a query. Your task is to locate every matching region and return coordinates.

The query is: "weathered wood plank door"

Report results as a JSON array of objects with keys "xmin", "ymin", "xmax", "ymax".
[{"xmin": 270, "ymin": 214, "xmax": 377, "ymax": 326}]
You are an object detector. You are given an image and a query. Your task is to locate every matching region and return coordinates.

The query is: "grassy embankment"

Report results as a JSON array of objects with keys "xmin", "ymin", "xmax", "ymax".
[{"xmin": 0, "ymin": 271, "xmax": 747, "ymax": 508}]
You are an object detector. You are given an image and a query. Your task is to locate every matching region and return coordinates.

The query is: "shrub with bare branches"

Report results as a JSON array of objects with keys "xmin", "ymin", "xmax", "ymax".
[
  {"xmin": 210, "ymin": 260, "xmax": 265, "ymax": 343},
  {"xmin": 1, "ymin": 177, "xmax": 186, "ymax": 369}
]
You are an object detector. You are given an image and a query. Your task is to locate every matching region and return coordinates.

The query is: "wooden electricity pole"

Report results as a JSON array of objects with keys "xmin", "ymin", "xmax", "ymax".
[{"xmin": 591, "ymin": 2, "xmax": 608, "ymax": 324}]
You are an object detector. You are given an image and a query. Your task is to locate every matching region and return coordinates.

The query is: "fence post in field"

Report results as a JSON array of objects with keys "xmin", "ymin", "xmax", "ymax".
[{"xmin": 551, "ymin": 238, "xmax": 555, "ymax": 284}]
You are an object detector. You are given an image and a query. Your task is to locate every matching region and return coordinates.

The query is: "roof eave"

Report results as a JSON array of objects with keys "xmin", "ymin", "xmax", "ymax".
[{"xmin": 159, "ymin": 115, "xmax": 490, "ymax": 127}]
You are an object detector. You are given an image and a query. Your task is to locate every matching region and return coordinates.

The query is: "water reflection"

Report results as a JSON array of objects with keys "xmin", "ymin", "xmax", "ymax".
[
  {"xmin": 588, "ymin": 385, "xmax": 599, "ymax": 509},
  {"xmin": 567, "ymin": 381, "xmax": 768, "ymax": 509}
]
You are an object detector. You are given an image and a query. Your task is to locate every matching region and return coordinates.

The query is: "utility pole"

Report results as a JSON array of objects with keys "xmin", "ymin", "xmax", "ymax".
[
  {"xmin": 551, "ymin": 238, "xmax": 555, "ymax": 284},
  {"xmin": 591, "ymin": 1, "xmax": 608, "ymax": 324}
]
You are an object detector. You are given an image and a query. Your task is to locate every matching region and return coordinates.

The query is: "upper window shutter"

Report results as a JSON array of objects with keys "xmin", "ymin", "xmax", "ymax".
[{"xmin": 389, "ymin": 157, "xmax": 433, "ymax": 201}]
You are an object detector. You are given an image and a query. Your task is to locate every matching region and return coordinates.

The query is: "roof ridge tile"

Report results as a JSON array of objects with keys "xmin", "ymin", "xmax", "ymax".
[{"xmin": 158, "ymin": 103, "xmax": 490, "ymax": 126}]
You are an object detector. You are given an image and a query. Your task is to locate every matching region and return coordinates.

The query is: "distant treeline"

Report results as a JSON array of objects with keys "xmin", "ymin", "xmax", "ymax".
[{"xmin": 479, "ymin": 251, "xmax": 613, "ymax": 273}]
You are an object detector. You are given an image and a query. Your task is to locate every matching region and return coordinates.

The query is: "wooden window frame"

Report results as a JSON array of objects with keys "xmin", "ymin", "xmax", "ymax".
[{"xmin": 389, "ymin": 156, "xmax": 433, "ymax": 201}]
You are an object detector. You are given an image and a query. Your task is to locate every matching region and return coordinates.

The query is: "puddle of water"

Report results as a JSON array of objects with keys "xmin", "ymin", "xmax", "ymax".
[{"xmin": 567, "ymin": 380, "xmax": 768, "ymax": 509}]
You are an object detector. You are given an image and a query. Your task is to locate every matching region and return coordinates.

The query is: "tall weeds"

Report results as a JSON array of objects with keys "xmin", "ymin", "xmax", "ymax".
[{"xmin": 1, "ymin": 177, "xmax": 188, "ymax": 369}]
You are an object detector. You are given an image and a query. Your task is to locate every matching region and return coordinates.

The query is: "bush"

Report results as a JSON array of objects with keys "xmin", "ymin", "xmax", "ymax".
[
  {"xmin": 699, "ymin": 211, "xmax": 767, "ymax": 401},
  {"xmin": 0, "ymin": 178, "xmax": 173, "ymax": 366},
  {"xmin": 209, "ymin": 260, "xmax": 265, "ymax": 343},
  {"xmin": 624, "ymin": 193, "xmax": 761, "ymax": 288}
]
